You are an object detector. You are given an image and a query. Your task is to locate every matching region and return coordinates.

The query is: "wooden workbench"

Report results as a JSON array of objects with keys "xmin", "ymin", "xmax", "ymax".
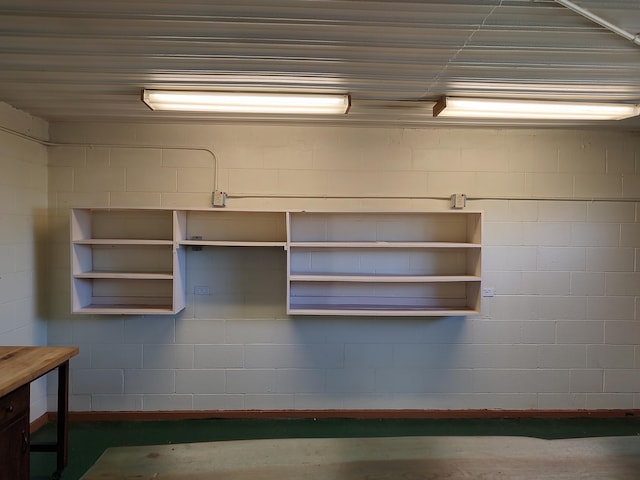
[{"xmin": 0, "ymin": 346, "xmax": 78, "ymax": 480}]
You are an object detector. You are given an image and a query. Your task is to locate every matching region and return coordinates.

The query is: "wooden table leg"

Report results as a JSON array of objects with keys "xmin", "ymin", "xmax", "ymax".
[{"xmin": 55, "ymin": 360, "xmax": 70, "ymax": 478}]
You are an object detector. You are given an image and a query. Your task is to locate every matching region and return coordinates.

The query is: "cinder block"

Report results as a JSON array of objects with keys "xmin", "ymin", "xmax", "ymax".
[
  {"xmin": 177, "ymin": 168, "xmax": 215, "ymax": 193},
  {"xmin": 539, "ymin": 296, "xmax": 586, "ymax": 320},
  {"xmin": 245, "ymin": 394, "xmax": 295, "ymax": 410},
  {"xmin": 325, "ymin": 368, "xmax": 375, "ymax": 393},
  {"xmin": 604, "ymin": 370, "xmax": 640, "ymax": 393},
  {"xmin": 110, "ymin": 148, "xmax": 161, "ymax": 168},
  {"xmin": 276, "ymin": 369, "xmax": 326, "ymax": 394},
  {"xmin": 162, "ymin": 149, "xmax": 214, "ymax": 168},
  {"xmin": 74, "ymin": 167, "xmax": 125, "ymax": 193},
  {"xmin": 605, "ymin": 321, "xmax": 640, "ymax": 345},
  {"xmin": 523, "ymin": 222, "xmax": 572, "ymax": 247},
  {"xmin": 539, "ymin": 201, "xmax": 587, "ymax": 222},
  {"xmin": 587, "ymin": 202, "xmax": 635, "ymax": 222},
  {"xmin": 71, "ymin": 317, "xmax": 125, "ymax": 344},
  {"xmin": 92, "ymin": 395, "xmax": 143, "ymax": 411},
  {"xmin": 604, "ymin": 272, "xmax": 640, "ymax": 295},
  {"xmin": 245, "ymin": 344, "xmax": 343, "ymax": 369},
  {"xmin": 537, "ymin": 345, "xmax": 586, "ymax": 368},
  {"xmin": 194, "ymin": 345, "xmax": 244, "ymax": 369},
  {"xmin": 571, "ymin": 224, "xmax": 620, "ymax": 247},
  {"xmin": 126, "ymin": 166, "xmax": 177, "ymax": 192},
  {"xmin": 228, "ymin": 168, "xmax": 279, "ymax": 194},
  {"xmin": 92, "ymin": 344, "xmax": 142, "ymax": 369},
  {"xmin": 225, "ymin": 369, "xmax": 278, "ymax": 394},
  {"xmin": 587, "ymin": 345, "xmax": 635, "ymax": 369},
  {"xmin": 588, "ymin": 296, "xmax": 635, "ymax": 320},
  {"xmin": 72, "ymin": 369, "xmax": 123, "ymax": 395},
  {"xmin": 175, "ymin": 370, "xmax": 225, "ymax": 394},
  {"xmin": 263, "ymin": 146, "xmax": 313, "ymax": 170},
  {"xmin": 48, "ymin": 146, "xmax": 86, "ymax": 168},
  {"xmin": 143, "ymin": 344, "xmax": 194, "ymax": 369},
  {"xmin": 537, "ymin": 393, "xmax": 586, "ymax": 410},
  {"xmin": 525, "ymin": 173, "xmax": 573, "ymax": 198},
  {"xmin": 124, "ymin": 317, "xmax": 175, "ymax": 343},
  {"xmin": 193, "ymin": 394, "xmax": 244, "ymax": 410},
  {"xmin": 556, "ymin": 321, "xmax": 603, "ymax": 344},
  {"xmin": 586, "ymin": 393, "xmax": 634, "ymax": 409},
  {"xmin": 278, "ymin": 170, "xmax": 328, "ymax": 195},
  {"xmin": 559, "ymin": 146, "xmax": 606, "ymax": 173},
  {"xmin": 538, "ymin": 246, "xmax": 586, "ymax": 271},
  {"xmin": 142, "ymin": 394, "xmax": 193, "ymax": 411},
  {"xmin": 574, "ymin": 174, "xmax": 622, "ymax": 198},
  {"xmin": 124, "ymin": 370, "xmax": 174, "ymax": 394}
]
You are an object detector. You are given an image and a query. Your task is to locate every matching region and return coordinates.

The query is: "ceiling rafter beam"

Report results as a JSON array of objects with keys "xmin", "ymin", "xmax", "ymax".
[{"xmin": 554, "ymin": 0, "xmax": 640, "ymax": 46}]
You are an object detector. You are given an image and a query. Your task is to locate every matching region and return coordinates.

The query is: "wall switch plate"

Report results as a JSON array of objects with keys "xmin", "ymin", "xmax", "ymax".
[
  {"xmin": 451, "ymin": 193, "xmax": 466, "ymax": 209},
  {"xmin": 212, "ymin": 190, "xmax": 226, "ymax": 207},
  {"xmin": 482, "ymin": 287, "xmax": 495, "ymax": 297},
  {"xmin": 194, "ymin": 286, "xmax": 210, "ymax": 295}
]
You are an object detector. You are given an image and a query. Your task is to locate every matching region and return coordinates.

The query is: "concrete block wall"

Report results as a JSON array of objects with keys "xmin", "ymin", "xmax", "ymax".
[
  {"xmin": 46, "ymin": 122, "xmax": 640, "ymax": 412},
  {"xmin": 0, "ymin": 102, "xmax": 49, "ymax": 419}
]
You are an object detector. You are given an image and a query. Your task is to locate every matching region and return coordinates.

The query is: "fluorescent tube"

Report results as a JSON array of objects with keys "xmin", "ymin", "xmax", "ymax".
[
  {"xmin": 433, "ymin": 97, "xmax": 639, "ymax": 120},
  {"xmin": 142, "ymin": 90, "xmax": 351, "ymax": 114}
]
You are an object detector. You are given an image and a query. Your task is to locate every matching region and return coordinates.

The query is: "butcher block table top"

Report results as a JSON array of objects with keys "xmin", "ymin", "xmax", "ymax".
[{"xmin": 0, "ymin": 346, "xmax": 79, "ymax": 398}]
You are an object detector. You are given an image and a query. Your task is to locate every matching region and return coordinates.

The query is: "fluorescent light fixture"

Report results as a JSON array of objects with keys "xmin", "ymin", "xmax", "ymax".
[
  {"xmin": 433, "ymin": 96, "xmax": 640, "ymax": 120},
  {"xmin": 142, "ymin": 89, "xmax": 350, "ymax": 114}
]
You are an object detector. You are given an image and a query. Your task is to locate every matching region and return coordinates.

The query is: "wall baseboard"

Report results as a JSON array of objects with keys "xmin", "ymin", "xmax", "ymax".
[
  {"xmin": 39, "ymin": 409, "xmax": 639, "ymax": 425},
  {"xmin": 30, "ymin": 413, "xmax": 51, "ymax": 433}
]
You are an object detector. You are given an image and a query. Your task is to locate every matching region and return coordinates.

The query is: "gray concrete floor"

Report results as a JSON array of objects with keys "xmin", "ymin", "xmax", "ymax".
[{"xmin": 82, "ymin": 435, "xmax": 640, "ymax": 479}]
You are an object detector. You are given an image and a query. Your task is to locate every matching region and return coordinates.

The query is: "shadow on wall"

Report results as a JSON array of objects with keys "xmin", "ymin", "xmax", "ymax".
[
  {"xmin": 289, "ymin": 315, "xmax": 470, "ymax": 409},
  {"xmin": 34, "ymin": 207, "xmax": 49, "ymax": 325}
]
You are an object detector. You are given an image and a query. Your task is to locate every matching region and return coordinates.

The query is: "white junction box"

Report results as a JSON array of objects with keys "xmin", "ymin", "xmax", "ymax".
[
  {"xmin": 450, "ymin": 193, "xmax": 466, "ymax": 209},
  {"xmin": 212, "ymin": 190, "xmax": 227, "ymax": 207}
]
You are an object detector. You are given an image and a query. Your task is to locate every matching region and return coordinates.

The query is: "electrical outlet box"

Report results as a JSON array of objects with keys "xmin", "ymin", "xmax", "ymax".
[
  {"xmin": 482, "ymin": 287, "xmax": 495, "ymax": 297},
  {"xmin": 212, "ymin": 190, "xmax": 226, "ymax": 207},
  {"xmin": 194, "ymin": 286, "xmax": 210, "ymax": 295},
  {"xmin": 450, "ymin": 193, "xmax": 466, "ymax": 209}
]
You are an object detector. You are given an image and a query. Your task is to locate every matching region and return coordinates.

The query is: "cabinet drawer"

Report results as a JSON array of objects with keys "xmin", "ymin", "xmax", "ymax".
[{"xmin": 0, "ymin": 384, "xmax": 29, "ymax": 428}]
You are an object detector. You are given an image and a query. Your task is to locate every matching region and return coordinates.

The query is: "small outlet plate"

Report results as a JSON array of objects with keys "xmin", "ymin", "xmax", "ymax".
[
  {"xmin": 194, "ymin": 286, "xmax": 210, "ymax": 295},
  {"xmin": 450, "ymin": 193, "xmax": 466, "ymax": 209},
  {"xmin": 212, "ymin": 190, "xmax": 226, "ymax": 207},
  {"xmin": 482, "ymin": 287, "xmax": 495, "ymax": 297}
]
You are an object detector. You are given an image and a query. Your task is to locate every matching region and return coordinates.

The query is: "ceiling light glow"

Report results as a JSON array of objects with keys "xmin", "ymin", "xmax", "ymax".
[
  {"xmin": 433, "ymin": 97, "xmax": 640, "ymax": 120},
  {"xmin": 142, "ymin": 90, "xmax": 351, "ymax": 114}
]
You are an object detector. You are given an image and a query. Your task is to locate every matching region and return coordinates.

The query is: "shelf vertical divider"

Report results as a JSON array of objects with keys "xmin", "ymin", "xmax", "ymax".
[
  {"xmin": 285, "ymin": 211, "xmax": 293, "ymax": 315},
  {"xmin": 173, "ymin": 210, "xmax": 187, "ymax": 313}
]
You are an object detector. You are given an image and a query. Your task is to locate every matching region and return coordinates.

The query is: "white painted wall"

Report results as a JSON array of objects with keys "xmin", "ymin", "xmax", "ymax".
[
  {"xmin": 0, "ymin": 102, "xmax": 50, "ymax": 420},
  {"xmin": 45, "ymin": 122, "xmax": 640, "ymax": 412}
]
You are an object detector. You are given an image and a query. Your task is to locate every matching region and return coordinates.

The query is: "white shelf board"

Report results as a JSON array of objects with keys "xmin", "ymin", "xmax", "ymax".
[
  {"xmin": 73, "ymin": 304, "xmax": 175, "ymax": 315},
  {"xmin": 179, "ymin": 240, "xmax": 286, "ymax": 247},
  {"xmin": 288, "ymin": 304, "xmax": 479, "ymax": 316},
  {"xmin": 73, "ymin": 239, "xmax": 174, "ymax": 245},
  {"xmin": 289, "ymin": 274, "xmax": 481, "ymax": 283},
  {"xmin": 74, "ymin": 272, "xmax": 174, "ymax": 280},
  {"xmin": 288, "ymin": 242, "xmax": 481, "ymax": 248}
]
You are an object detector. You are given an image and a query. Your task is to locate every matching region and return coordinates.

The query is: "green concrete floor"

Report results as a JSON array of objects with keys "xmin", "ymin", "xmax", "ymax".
[{"xmin": 30, "ymin": 417, "xmax": 640, "ymax": 480}]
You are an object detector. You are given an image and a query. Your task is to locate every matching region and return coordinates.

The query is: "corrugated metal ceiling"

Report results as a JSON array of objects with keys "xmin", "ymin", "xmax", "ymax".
[{"xmin": 0, "ymin": 0, "xmax": 639, "ymax": 128}]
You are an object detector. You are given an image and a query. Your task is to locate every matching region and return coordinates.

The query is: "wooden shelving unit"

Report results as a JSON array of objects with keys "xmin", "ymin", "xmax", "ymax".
[
  {"xmin": 70, "ymin": 208, "xmax": 185, "ymax": 315},
  {"xmin": 286, "ymin": 211, "xmax": 482, "ymax": 316},
  {"xmin": 70, "ymin": 208, "xmax": 481, "ymax": 317}
]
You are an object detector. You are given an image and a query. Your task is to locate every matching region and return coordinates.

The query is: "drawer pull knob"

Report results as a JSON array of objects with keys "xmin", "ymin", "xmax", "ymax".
[{"xmin": 6, "ymin": 404, "xmax": 14, "ymax": 413}]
